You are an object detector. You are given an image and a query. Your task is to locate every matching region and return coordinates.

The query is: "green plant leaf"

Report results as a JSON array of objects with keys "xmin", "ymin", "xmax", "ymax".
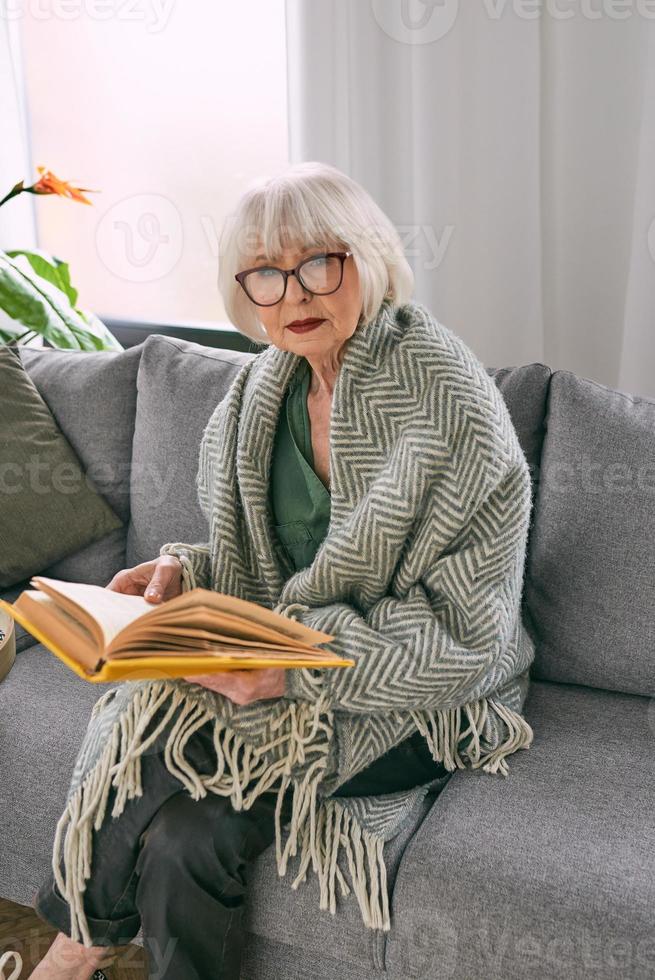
[
  {"xmin": 0, "ymin": 250, "xmax": 123, "ymax": 351},
  {"xmin": 6, "ymin": 249, "xmax": 79, "ymax": 306},
  {"xmin": 0, "ymin": 325, "xmax": 36, "ymax": 343},
  {"xmin": 75, "ymin": 308, "xmax": 123, "ymax": 350}
]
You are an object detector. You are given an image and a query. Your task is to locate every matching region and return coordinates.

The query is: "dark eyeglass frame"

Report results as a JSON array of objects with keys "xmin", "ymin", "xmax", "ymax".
[{"xmin": 234, "ymin": 250, "xmax": 353, "ymax": 307}]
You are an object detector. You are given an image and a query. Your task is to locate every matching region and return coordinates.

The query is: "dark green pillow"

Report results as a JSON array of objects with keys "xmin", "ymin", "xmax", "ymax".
[{"xmin": 0, "ymin": 345, "xmax": 123, "ymax": 588}]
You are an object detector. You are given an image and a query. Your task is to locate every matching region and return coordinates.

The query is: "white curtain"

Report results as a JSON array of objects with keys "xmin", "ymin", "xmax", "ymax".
[
  {"xmin": 0, "ymin": 12, "xmax": 40, "ymax": 343},
  {"xmin": 285, "ymin": 1, "xmax": 655, "ymax": 398},
  {"xmin": 0, "ymin": 14, "xmax": 36, "ymax": 251}
]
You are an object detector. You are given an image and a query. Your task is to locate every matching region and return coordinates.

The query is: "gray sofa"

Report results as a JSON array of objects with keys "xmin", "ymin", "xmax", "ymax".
[{"xmin": 1, "ymin": 333, "xmax": 654, "ymax": 979}]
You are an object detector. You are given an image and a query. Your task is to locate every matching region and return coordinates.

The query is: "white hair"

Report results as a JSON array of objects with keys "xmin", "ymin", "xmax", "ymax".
[{"xmin": 217, "ymin": 161, "xmax": 415, "ymax": 345}]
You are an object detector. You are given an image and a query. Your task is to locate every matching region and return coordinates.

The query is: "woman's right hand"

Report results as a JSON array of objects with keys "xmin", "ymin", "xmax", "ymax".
[{"xmin": 105, "ymin": 555, "xmax": 184, "ymax": 604}]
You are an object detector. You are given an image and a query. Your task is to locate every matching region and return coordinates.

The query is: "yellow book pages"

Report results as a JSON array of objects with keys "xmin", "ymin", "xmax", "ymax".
[
  {"xmin": 129, "ymin": 604, "xmax": 327, "ymax": 653},
  {"xmin": 0, "ymin": 598, "xmax": 103, "ymax": 677},
  {"xmin": 29, "ymin": 577, "xmax": 335, "ymax": 649},
  {"xmin": 109, "ymin": 637, "xmax": 335, "ymax": 659},
  {"xmin": 0, "ymin": 597, "xmax": 354, "ymax": 684},
  {"xmin": 17, "ymin": 591, "xmax": 101, "ymax": 671},
  {"xmin": 30, "ymin": 577, "xmax": 165, "ymax": 649}
]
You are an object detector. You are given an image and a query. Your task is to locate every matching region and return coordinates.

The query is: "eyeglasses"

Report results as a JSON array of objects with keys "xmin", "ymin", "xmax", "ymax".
[{"xmin": 235, "ymin": 251, "xmax": 353, "ymax": 307}]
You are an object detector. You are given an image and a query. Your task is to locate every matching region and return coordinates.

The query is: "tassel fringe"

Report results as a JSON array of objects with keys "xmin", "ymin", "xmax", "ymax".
[
  {"xmin": 410, "ymin": 695, "xmax": 534, "ymax": 777},
  {"xmin": 51, "ymin": 680, "xmax": 395, "ymax": 945},
  {"xmin": 156, "ymin": 543, "xmax": 203, "ymax": 595}
]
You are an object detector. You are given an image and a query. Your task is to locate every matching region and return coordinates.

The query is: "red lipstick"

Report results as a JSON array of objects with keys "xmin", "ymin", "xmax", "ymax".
[{"xmin": 286, "ymin": 318, "xmax": 324, "ymax": 333}]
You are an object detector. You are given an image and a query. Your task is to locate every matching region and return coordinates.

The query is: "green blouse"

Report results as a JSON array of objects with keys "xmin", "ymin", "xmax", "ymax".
[{"xmin": 270, "ymin": 356, "xmax": 331, "ymax": 571}]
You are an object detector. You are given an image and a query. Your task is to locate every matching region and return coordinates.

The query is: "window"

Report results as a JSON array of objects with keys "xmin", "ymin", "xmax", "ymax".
[{"xmin": 17, "ymin": 2, "xmax": 289, "ymax": 328}]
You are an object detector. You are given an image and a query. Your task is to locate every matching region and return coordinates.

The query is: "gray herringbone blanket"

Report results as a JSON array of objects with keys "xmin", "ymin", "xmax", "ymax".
[{"xmin": 53, "ymin": 298, "xmax": 536, "ymax": 944}]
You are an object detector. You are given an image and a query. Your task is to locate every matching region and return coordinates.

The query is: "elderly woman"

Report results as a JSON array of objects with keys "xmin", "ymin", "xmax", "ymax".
[{"xmin": 26, "ymin": 161, "xmax": 536, "ymax": 980}]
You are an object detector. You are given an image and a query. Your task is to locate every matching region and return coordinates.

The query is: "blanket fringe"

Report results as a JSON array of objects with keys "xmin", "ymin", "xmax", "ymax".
[
  {"xmin": 410, "ymin": 695, "xmax": 534, "ymax": 777},
  {"xmin": 273, "ymin": 785, "xmax": 390, "ymax": 930},
  {"xmin": 52, "ymin": 680, "xmax": 393, "ymax": 946}
]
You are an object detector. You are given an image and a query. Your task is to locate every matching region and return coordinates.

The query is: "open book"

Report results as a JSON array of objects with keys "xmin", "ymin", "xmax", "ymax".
[{"xmin": 0, "ymin": 576, "xmax": 354, "ymax": 684}]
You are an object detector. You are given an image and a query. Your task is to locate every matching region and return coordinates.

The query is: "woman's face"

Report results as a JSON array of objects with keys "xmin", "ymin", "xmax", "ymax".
[{"xmin": 245, "ymin": 244, "xmax": 363, "ymax": 360}]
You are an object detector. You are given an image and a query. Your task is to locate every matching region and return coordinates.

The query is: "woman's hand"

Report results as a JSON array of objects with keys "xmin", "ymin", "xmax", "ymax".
[
  {"xmin": 182, "ymin": 667, "xmax": 286, "ymax": 705},
  {"xmin": 107, "ymin": 561, "xmax": 285, "ymax": 703},
  {"xmin": 105, "ymin": 555, "xmax": 184, "ymax": 603}
]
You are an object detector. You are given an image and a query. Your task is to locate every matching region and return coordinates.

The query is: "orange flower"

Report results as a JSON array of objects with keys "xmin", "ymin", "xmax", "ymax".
[{"xmin": 30, "ymin": 166, "xmax": 97, "ymax": 205}]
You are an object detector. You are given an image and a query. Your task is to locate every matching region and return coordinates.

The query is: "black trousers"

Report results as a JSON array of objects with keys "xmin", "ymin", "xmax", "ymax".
[{"xmin": 34, "ymin": 704, "xmax": 452, "ymax": 980}]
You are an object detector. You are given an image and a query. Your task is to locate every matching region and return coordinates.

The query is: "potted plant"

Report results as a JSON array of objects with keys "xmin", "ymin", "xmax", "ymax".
[{"xmin": 0, "ymin": 167, "xmax": 123, "ymax": 351}]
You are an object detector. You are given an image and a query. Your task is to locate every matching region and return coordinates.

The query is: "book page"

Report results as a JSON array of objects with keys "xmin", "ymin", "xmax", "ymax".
[
  {"xmin": 31, "ymin": 576, "xmax": 157, "ymax": 649},
  {"xmin": 120, "ymin": 623, "xmax": 315, "ymax": 650},
  {"xmin": 108, "ymin": 643, "xmax": 333, "ymax": 660},
  {"xmin": 30, "ymin": 578, "xmax": 335, "ymax": 656},
  {"xmin": 148, "ymin": 589, "xmax": 334, "ymax": 644},
  {"xmin": 111, "ymin": 605, "xmax": 322, "ymax": 654},
  {"xmin": 14, "ymin": 592, "xmax": 103, "ymax": 672}
]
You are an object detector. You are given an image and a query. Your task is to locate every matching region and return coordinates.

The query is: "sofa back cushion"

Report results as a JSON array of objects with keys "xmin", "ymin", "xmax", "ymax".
[
  {"xmin": 0, "ymin": 345, "xmax": 125, "ymax": 589},
  {"xmin": 19, "ymin": 343, "xmax": 142, "ymax": 585},
  {"xmin": 525, "ymin": 369, "xmax": 655, "ymax": 697},
  {"xmin": 486, "ymin": 362, "xmax": 552, "ymax": 498},
  {"xmin": 126, "ymin": 335, "xmax": 253, "ymax": 568}
]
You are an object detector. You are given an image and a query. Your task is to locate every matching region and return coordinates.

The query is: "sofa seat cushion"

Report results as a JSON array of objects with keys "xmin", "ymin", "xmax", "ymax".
[
  {"xmin": 243, "ymin": 780, "xmax": 446, "ymax": 972},
  {"xmin": 383, "ymin": 679, "xmax": 655, "ymax": 980},
  {"xmin": 242, "ymin": 934, "xmax": 376, "ymax": 980},
  {"xmin": 0, "ymin": 642, "xmax": 116, "ymax": 905}
]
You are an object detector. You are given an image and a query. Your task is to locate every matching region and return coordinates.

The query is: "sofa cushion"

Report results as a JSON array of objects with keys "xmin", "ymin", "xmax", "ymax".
[
  {"xmin": 525, "ymin": 370, "xmax": 655, "ymax": 696},
  {"xmin": 0, "ymin": 347, "xmax": 124, "ymax": 589},
  {"xmin": 18, "ymin": 343, "xmax": 143, "ymax": 586},
  {"xmin": 242, "ymin": 934, "xmax": 380, "ymax": 980},
  {"xmin": 384, "ymin": 679, "xmax": 655, "ymax": 979},
  {"xmin": 487, "ymin": 362, "xmax": 552, "ymax": 495},
  {"xmin": 0, "ymin": 642, "xmax": 116, "ymax": 905},
  {"xmin": 487, "ymin": 363, "xmax": 552, "ymax": 631},
  {"xmin": 126, "ymin": 335, "xmax": 252, "ymax": 567},
  {"xmin": 244, "ymin": 780, "xmax": 448, "ymax": 972}
]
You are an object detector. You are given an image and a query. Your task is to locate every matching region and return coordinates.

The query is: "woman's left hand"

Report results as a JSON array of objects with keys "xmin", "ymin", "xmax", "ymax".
[{"xmin": 181, "ymin": 667, "xmax": 286, "ymax": 705}]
